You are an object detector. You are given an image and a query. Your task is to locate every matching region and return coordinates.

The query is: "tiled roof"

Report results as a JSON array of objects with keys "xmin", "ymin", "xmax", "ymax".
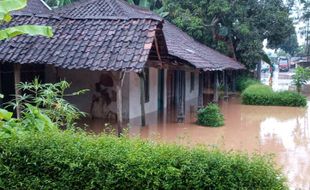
[
  {"xmin": 163, "ymin": 22, "xmax": 244, "ymax": 70},
  {"xmin": 0, "ymin": 15, "xmax": 160, "ymax": 71},
  {"xmin": 53, "ymin": 0, "xmax": 162, "ymax": 20},
  {"xmin": 0, "ymin": 0, "xmax": 164, "ymax": 72},
  {"xmin": 1, "ymin": 0, "xmax": 243, "ymax": 71}
]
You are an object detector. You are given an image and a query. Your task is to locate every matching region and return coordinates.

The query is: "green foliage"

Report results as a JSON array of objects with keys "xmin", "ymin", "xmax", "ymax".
[
  {"xmin": 0, "ymin": 104, "xmax": 56, "ymax": 139},
  {"xmin": 164, "ymin": 0, "xmax": 295, "ymax": 69},
  {"xmin": 1, "ymin": 92, "xmax": 56, "ymax": 138},
  {"xmin": 292, "ymin": 66, "xmax": 310, "ymax": 93},
  {"xmin": 197, "ymin": 103, "xmax": 224, "ymax": 127},
  {"xmin": 9, "ymin": 79, "xmax": 88, "ymax": 128},
  {"xmin": 236, "ymin": 75, "xmax": 260, "ymax": 92},
  {"xmin": 279, "ymin": 33, "xmax": 299, "ymax": 56},
  {"xmin": 0, "ymin": 129, "xmax": 288, "ymax": 189},
  {"xmin": 0, "ymin": 0, "xmax": 53, "ymax": 40},
  {"xmin": 126, "ymin": 0, "xmax": 169, "ymax": 17},
  {"xmin": 241, "ymin": 84, "xmax": 307, "ymax": 107}
]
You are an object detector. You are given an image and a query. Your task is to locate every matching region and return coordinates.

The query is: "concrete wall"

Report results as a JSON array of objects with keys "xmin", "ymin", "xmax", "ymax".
[
  {"xmin": 45, "ymin": 67, "xmax": 130, "ymax": 120},
  {"xmin": 44, "ymin": 66, "xmax": 198, "ymax": 121},
  {"xmin": 53, "ymin": 68, "xmax": 99, "ymax": 114},
  {"xmin": 128, "ymin": 67, "xmax": 159, "ymax": 119}
]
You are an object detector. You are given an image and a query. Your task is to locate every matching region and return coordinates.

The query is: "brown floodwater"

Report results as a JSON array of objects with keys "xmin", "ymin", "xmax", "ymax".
[
  {"xmin": 84, "ymin": 70, "xmax": 310, "ymax": 189},
  {"xmin": 85, "ymin": 96, "xmax": 310, "ymax": 189}
]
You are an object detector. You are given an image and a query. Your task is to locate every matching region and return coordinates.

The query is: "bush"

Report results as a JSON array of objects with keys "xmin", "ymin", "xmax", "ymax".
[
  {"xmin": 197, "ymin": 103, "xmax": 224, "ymax": 127},
  {"xmin": 236, "ymin": 76, "xmax": 260, "ymax": 92},
  {"xmin": 241, "ymin": 84, "xmax": 307, "ymax": 107},
  {"xmin": 292, "ymin": 66, "xmax": 310, "ymax": 93},
  {"xmin": 9, "ymin": 79, "xmax": 88, "ymax": 128},
  {"xmin": 0, "ymin": 130, "xmax": 287, "ymax": 189}
]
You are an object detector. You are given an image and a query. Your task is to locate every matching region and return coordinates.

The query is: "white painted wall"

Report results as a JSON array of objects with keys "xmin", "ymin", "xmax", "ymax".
[
  {"xmin": 129, "ymin": 67, "xmax": 159, "ymax": 119},
  {"xmin": 44, "ymin": 66, "xmax": 198, "ymax": 121}
]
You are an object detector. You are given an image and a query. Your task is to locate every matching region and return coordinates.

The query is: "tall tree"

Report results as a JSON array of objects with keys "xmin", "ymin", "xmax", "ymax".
[
  {"xmin": 164, "ymin": 0, "xmax": 296, "ymax": 69},
  {"xmin": 127, "ymin": 0, "xmax": 169, "ymax": 17},
  {"xmin": 279, "ymin": 33, "xmax": 299, "ymax": 56}
]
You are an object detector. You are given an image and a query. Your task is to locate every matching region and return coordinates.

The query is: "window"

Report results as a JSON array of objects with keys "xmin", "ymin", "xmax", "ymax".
[
  {"xmin": 190, "ymin": 72, "xmax": 195, "ymax": 92},
  {"xmin": 144, "ymin": 68, "xmax": 150, "ymax": 103}
]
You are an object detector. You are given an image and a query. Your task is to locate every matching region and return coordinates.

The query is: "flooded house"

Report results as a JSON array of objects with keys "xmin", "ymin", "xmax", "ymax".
[{"xmin": 0, "ymin": 0, "xmax": 243, "ymax": 126}]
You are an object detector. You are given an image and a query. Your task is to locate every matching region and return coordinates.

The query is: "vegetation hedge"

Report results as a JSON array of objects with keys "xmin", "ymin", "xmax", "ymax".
[
  {"xmin": 236, "ymin": 76, "xmax": 260, "ymax": 92},
  {"xmin": 241, "ymin": 84, "xmax": 307, "ymax": 107},
  {"xmin": 0, "ymin": 130, "xmax": 288, "ymax": 189},
  {"xmin": 197, "ymin": 103, "xmax": 224, "ymax": 127}
]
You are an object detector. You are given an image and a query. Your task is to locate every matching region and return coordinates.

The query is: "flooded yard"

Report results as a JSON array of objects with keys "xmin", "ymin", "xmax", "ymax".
[
  {"xmin": 86, "ymin": 70, "xmax": 310, "ymax": 189},
  {"xmin": 128, "ymin": 97, "xmax": 310, "ymax": 189}
]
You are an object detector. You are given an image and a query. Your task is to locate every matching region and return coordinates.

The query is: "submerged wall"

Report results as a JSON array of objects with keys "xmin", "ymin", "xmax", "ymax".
[
  {"xmin": 45, "ymin": 66, "xmax": 130, "ymax": 120},
  {"xmin": 45, "ymin": 66, "xmax": 168, "ymax": 120},
  {"xmin": 128, "ymin": 67, "xmax": 164, "ymax": 119}
]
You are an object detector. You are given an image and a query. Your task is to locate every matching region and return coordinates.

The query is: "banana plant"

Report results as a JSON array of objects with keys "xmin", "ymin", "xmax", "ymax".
[{"xmin": 0, "ymin": 0, "xmax": 53, "ymax": 41}]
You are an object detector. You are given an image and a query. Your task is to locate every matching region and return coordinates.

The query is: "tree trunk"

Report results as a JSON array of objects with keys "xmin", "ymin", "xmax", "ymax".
[
  {"xmin": 256, "ymin": 61, "xmax": 261, "ymax": 81},
  {"xmin": 209, "ymin": 18, "xmax": 237, "ymax": 60}
]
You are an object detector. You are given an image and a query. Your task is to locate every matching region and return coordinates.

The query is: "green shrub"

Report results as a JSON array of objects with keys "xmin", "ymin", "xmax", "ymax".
[
  {"xmin": 236, "ymin": 76, "xmax": 260, "ymax": 92},
  {"xmin": 197, "ymin": 103, "xmax": 224, "ymax": 127},
  {"xmin": 9, "ymin": 79, "xmax": 88, "ymax": 128},
  {"xmin": 241, "ymin": 84, "xmax": 307, "ymax": 107},
  {"xmin": 292, "ymin": 66, "xmax": 310, "ymax": 93},
  {"xmin": 0, "ymin": 130, "xmax": 287, "ymax": 189}
]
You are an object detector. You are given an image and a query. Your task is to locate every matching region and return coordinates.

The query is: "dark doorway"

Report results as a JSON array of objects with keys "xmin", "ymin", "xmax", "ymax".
[
  {"xmin": 166, "ymin": 69, "xmax": 185, "ymax": 122},
  {"xmin": 157, "ymin": 69, "xmax": 165, "ymax": 113},
  {"xmin": 0, "ymin": 63, "xmax": 45, "ymax": 109},
  {"xmin": 0, "ymin": 63, "xmax": 14, "ymax": 106}
]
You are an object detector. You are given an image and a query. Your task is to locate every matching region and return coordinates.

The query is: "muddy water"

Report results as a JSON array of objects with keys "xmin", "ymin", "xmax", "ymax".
[
  {"xmin": 128, "ymin": 97, "xmax": 310, "ymax": 189},
  {"xmin": 85, "ymin": 70, "xmax": 310, "ymax": 189},
  {"xmin": 85, "ymin": 96, "xmax": 310, "ymax": 189}
]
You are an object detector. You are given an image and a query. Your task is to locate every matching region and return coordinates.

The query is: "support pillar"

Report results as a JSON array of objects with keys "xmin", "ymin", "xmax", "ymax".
[
  {"xmin": 176, "ymin": 71, "xmax": 185, "ymax": 123},
  {"xmin": 224, "ymin": 70, "xmax": 229, "ymax": 100},
  {"xmin": 213, "ymin": 71, "xmax": 219, "ymax": 103},
  {"xmin": 198, "ymin": 72, "xmax": 204, "ymax": 108},
  {"xmin": 14, "ymin": 64, "xmax": 21, "ymax": 118},
  {"xmin": 112, "ymin": 72, "xmax": 125, "ymax": 136},
  {"xmin": 138, "ymin": 72, "xmax": 146, "ymax": 127}
]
